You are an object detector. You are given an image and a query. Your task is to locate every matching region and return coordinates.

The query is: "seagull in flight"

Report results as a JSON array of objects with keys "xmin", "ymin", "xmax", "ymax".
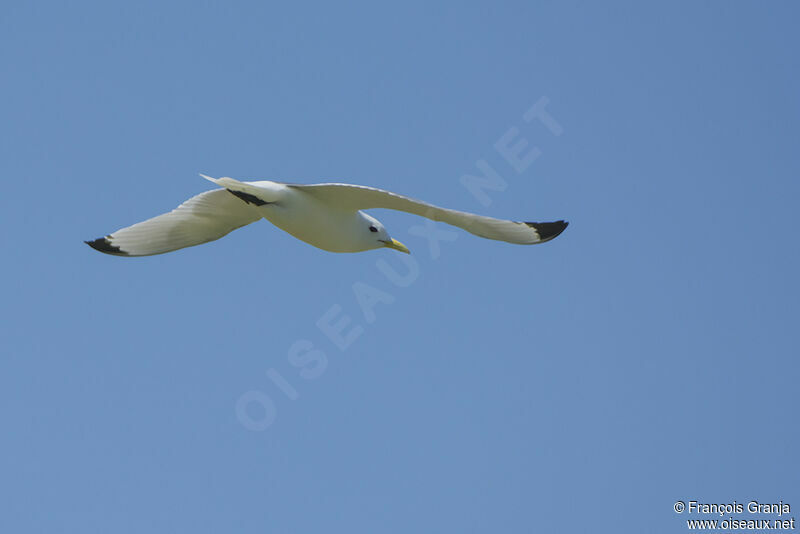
[{"xmin": 85, "ymin": 175, "xmax": 568, "ymax": 256}]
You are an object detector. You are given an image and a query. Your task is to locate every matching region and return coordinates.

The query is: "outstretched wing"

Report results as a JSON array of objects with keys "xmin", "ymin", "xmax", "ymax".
[
  {"xmin": 289, "ymin": 183, "xmax": 568, "ymax": 245},
  {"xmin": 85, "ymin": 189, "xmax": 263, "ymax": 257}
]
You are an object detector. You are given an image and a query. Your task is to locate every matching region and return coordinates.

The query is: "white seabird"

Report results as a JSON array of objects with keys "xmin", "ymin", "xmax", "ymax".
[{"xmin": 85, "ymin": 175, "xmax": 568, "ymax": 256}]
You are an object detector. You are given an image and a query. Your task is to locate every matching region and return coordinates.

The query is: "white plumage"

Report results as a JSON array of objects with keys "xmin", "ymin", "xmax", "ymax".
[{"xmin": 86, "ymin": 175, "xmax": 568, "ymax": 256}]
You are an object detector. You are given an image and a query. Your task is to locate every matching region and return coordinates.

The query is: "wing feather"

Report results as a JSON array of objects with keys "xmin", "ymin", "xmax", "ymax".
[
  {"xmin": 289, "ymin": 183, "xmax": 567, "ymax": 245},
  {"xmin": 86, "ymin": 189, "xmax": 263, "ymax": 257}
]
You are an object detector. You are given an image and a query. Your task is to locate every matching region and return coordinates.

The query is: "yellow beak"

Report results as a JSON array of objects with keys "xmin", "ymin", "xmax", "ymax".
[{"xmin": 382, "ymin": 238, "xmax": 410, "ymax": 254}]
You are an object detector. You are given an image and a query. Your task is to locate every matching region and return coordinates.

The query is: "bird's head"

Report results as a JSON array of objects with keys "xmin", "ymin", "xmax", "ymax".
[{"xmin": 360, "ymin": 213, "xmax": 410, "ymax": 254}]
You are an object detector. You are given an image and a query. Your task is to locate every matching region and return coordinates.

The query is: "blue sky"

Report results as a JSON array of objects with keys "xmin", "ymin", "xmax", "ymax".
[{"xmin": 2, "ymin": 1, "xmax": 798, "ymax": 532}]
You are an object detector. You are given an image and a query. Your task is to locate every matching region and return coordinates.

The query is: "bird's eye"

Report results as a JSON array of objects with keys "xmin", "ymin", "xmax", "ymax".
[{"xmin": 369, "ymin": 225, "xmax": 378, "ymax": 233}]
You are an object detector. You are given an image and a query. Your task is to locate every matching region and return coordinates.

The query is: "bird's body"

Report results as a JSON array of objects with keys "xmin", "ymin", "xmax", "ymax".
[
  {"xmin": 86, "ymin": 175, "xmax": 568, "ymax": 257},
  {"xmin": 257, "ymin": 183, "xmax": 382, "ymax": 253}
]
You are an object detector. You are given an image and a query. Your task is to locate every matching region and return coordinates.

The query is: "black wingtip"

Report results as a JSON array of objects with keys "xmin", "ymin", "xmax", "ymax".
[
  {"xmin": 85, "ymin": 236, "xmax": 128, "ymax": 256},
  {"xmin": 526, "ymin": 220, "xmax": 569, "ymax": 243}
]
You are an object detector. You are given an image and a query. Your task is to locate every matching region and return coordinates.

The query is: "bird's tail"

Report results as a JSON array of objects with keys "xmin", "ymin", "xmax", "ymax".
[{"xmin": 200, "ymin": 174, "xmax": 277, "ymax": 206}]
